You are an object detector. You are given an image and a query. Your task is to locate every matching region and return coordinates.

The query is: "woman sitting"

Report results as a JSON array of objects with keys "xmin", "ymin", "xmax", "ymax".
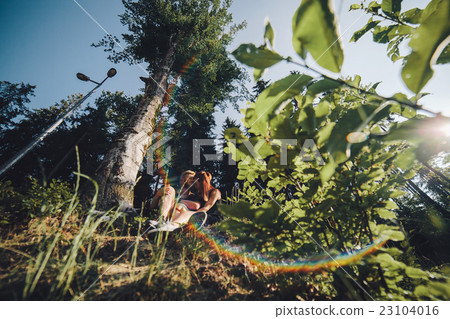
[
  {"xmin": 171, "ymin": 171, "xmax": 222, "ymax": 226},
  {"xmin": 149, "ymin": 170, "xmax": 200, "ymax": 222}
]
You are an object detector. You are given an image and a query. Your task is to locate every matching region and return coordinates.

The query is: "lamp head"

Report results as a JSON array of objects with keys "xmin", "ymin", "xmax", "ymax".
[
  {"xmin": 107, "ymin": 68, "xmax": 117, "ymax": 78},
  {"xmin": 76, "ymin": 73, "xmax": 90, "ymax": 82}
]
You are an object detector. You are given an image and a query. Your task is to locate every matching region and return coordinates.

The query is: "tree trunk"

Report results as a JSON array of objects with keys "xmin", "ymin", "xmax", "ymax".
[{"xmin": 94, "ymin": 42, "xmax": 177, "ymax": 210}]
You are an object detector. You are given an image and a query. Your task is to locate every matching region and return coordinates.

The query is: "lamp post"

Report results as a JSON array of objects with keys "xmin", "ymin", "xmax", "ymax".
[{"xmin": 0, "ymin": 68, "xmax": 117, "ymax": 177}]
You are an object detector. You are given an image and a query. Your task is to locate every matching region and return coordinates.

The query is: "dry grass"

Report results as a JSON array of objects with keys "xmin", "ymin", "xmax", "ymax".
[{"xmin": 0, "ymin": 213, "xmax": 333, "ymax": 301}]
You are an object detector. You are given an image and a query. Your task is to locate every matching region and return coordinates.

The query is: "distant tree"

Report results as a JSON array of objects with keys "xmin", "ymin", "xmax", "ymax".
[
  {"xmin": 250, "ymin": 79, "xmax": 270, "ymax": 103},
  {"xmin": 216, "ymin": 117, "xmax": 242, "ymax": 197},
  {"xmin": 395, "ymin": 160, "xmax": 450, "ymax": 266},
  {"xmin": 0, "ymin": 91, "xmax": 140, "ymax": 191},
  {"xmin": 0, "ymin": 81, "xmax": 35, "ymax": 129},
  {"xmin": 93, "ymin": 0, "xmax": 245, "ymax": 209}
]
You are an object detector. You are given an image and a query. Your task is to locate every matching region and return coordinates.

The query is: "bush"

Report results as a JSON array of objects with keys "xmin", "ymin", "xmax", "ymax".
[
  {"xmin": 0, "ymin": 180, "xmax": 24, "ymax": 225},
  {"xmin": 21, "ymin": 177, "xmax": 76, "ymax": 217}
]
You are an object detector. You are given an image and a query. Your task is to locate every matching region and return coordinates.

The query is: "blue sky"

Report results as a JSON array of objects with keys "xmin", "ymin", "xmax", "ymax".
[{"xmin": 1, "ymin": 0, "xmax": 448, "ymax": 136}]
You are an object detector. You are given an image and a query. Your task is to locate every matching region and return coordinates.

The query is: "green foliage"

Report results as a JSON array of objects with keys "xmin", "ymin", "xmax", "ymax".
[
  {"xmin": 224, "ymin": 0, "xmax": 450, "ymax": 300},
  {"xmin": 0, "ymin": 92, "xmax": 140, "ymax": 187},
  {"xmin": 349, "ymin": 0, "xmax": 450, "ymax": 93},
  {"xmin": 244, "ymin": 73, "xmax": 313, "ymax": 135},
  {"xmin": 0, "ymin": 180, "xmax": 23, "ymax": 225},
  {"xmin": 0, "ymin": 81, "xmax": 35, "ymax": 128},
  {"xmin": 21, "ymin": 178, "xmax": 76, "ymax": 218},
  {"xmin": 95, "ymin": 0, "xmax": 238, "ymax": 75}
]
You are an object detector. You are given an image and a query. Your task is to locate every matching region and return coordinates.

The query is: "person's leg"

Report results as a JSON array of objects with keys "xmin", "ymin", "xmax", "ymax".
[
  {"xmin": 159, "ymin": 186, "xmax": 176, "ymax": 220},
  {"xmin": 180, "ymin": 199, "xmax": 201, "ymax": 210},
  {"xmin": 171, "ymin": 209, "xmax": 197, "ymax": 225}
]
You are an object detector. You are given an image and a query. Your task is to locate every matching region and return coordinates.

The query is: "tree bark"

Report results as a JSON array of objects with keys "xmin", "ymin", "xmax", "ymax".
[{"xmin": 94, "ymin": 41, "xmax": 178, "ymax": 210}]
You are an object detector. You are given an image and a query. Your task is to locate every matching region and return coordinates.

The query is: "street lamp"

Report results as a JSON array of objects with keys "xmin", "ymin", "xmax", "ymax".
[{"xmin": 0, "ymin": 68, "xmax": 117, "ymax": 177}]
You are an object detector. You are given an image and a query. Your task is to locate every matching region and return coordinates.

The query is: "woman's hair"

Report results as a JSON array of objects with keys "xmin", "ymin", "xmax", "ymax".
[
  {"xmin": 180, "ymin": 170, "xmax": 195, "ymax": 183},
  {"xmin": 193, "ymin": 171, "xmax": 215, "ymax": 202}
]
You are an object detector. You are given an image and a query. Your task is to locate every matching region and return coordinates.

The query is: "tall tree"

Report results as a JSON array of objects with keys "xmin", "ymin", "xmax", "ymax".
[
  {"xmin": 92, "ymin": 0, "xmax": 242, "ymax": 209},
  {"xmin": 164, "ymin": 41, "xmax": 248, "ymax": 179}
]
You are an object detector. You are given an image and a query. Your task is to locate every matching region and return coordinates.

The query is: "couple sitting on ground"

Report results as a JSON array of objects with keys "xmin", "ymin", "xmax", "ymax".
[{"xmin": 149, "ymin": 170, "xmax": 222, "ymax": 229}]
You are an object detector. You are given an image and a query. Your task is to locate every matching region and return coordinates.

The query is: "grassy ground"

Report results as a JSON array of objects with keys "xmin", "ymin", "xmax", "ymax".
[{"xmin": 0, "ymin": 212, "xmax": 333, "ymax": 301}]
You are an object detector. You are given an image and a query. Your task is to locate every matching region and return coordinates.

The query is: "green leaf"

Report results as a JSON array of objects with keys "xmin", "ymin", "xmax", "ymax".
[
  {"xmin": 267, "ymin": 178, "xmax": 280, "ymax": 188},
  {"xmin": 401, "ymin": 8, "xmax": 423, "ymax": 24},
  {"xmin": 320, "ymin": 158, "xmax": 336, "ymax": 184},
  {"xmin": 373, "ymin": 25, "xmax": 397, "ymax": 44},
  {"xmin": 436, "ymin": 43, "xmax": 450, "ymax": 64},
  {"xmin": 232, "ymin": 43, "xmax": 284, "ymax": 69},
  {"xmin": 349, "ymin": 4, "xmax": 361, "ymax": 11},
  {"xmin": 376, "ymin": 208, "xmax": 396, "ymax": 220},
  {"xmin": 292, "ymin": 0, "xmax": 344, "ymax": 73},
  {"xmin": 245, "ymin": 73, "xmax": 313, "ymax": 135},
  {"xmin": 316, "ymin": 122, "xmax": 335, "ymax": 146},
  {"xmin": 298, "ymin": 104, "xmax": 316, "ymax": 134},
  {"xmin": 268, "ymin": 108, "xmax": 296, "ymax": 139},
  {"xmin": 403, "ymin": 169, "xmax": 416, "ymax": 180},
  {"xmin": 405, "ymin": 266, "xmax": 428, "ymax": 279},
  {"xmin": 307, "ymin": 78, "xmax": 341, "ymax": 95},
  {"xmin": 387, "ymin": 230, "xmax": 405, "ymax": 241},
  {"xmin": 401, "ymin": 0, "xmax": 450, "ymax": 93},
  {"xmin": 264, "ymin": 17, "xmax": 275, "ymax": 48},
  {"xmin": 415, "ymin": 282, "xmax": 450, "ymax": 299},
  {"xmin": 368, "ymin": 1, "xmax": 381, "ymax": 13},
  {"xmin": 375, "ymin": 253, "xmax": 406, "ymax": 269},
  {"xmin": 351, "ymin": 17, "xmax": 381, "ymax": 42},
  {"xmin": 292, "ymin": 208, "xmax": 306, "ymax": 218},
  {"xmin": 224, "ymin": 127, "xmax": 245, "ymax": 143},
  {"xmin": 253, "ymin": 68, "xmax": 267, "ymax": 82},
  {"xmin": 314, "ymin": 100, "xmax": 331, "ymax": 119},
  {"xmin": 381, "ymin": 0, "xmax": 402, "ymax": 18},
  {"xmin": 394, "ymin": 147, "xmax": 416, "ymax": 170},
  {"xmin": 384, "ymin": 200, "xmax": 398, "ymax": 210}
]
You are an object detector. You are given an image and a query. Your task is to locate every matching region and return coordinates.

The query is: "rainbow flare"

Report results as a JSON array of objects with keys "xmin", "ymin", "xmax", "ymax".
[{"xmin": 186, "ymin": 223, "xmax": 387, "ymax": 273}]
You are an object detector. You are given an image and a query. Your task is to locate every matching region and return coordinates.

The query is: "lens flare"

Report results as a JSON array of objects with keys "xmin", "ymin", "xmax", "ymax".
[
  {"xmin": 186, "ymin": 223, "xmax": 387, "ymax": 273},
  {"xmin": 346, "ymin": 132, "xmax": 368, "ymax": 144}
]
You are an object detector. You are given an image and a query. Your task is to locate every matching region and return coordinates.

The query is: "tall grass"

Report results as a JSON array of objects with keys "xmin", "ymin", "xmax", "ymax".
[{"xmin": 22, "ymin": 149, "xmax": 124, "ymax": 299}]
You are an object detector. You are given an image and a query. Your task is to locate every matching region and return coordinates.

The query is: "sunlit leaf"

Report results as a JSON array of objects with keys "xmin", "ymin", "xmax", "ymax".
[
  {"xmin": 245, "ymin": 73, "xmax": 313, "ymax": 135},
  {"xmin": 292, "ymin": 0, "xmax": 344, "ymax": 73},
  {"xmin": 264, "ymin": 17, "xmax": 275, "ymax": 48},
  {"xmin": 381, "ymin": 0, "xmax": 402, "ymax": 18},
  {"xmin": 253, "ymin": 68, "xmax": 267, "ymax": 81},
  {"xmin": 436, "ymin": 43, "xmax": 450, "ymax": 64},
  {"xmin": 351, "ymin": 17, "xmax": 381, "ymax": 42},
  {"xmin": 232, "ymin": 43, "xmax": 284, "ymax": 69},
  {"xmin": 401, "ymin": 0, "xmax": 450, "ymax": 93},
  {"xmin": 307, "ymin": 78, "xmax": 341, "ymax": 95},
  {"xmin": 401, "ymin": 8, "xmax": 423, "ymax": 24}
]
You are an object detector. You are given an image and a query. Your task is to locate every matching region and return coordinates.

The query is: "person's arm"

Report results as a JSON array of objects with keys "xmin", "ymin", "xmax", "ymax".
[
  {"xmin": 195, "ymin": 189, "xmax": 221, "ymax": 213},
  {"xmin": 149, "ymin": 190, "xmax": 162, "ymax": 209}
]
